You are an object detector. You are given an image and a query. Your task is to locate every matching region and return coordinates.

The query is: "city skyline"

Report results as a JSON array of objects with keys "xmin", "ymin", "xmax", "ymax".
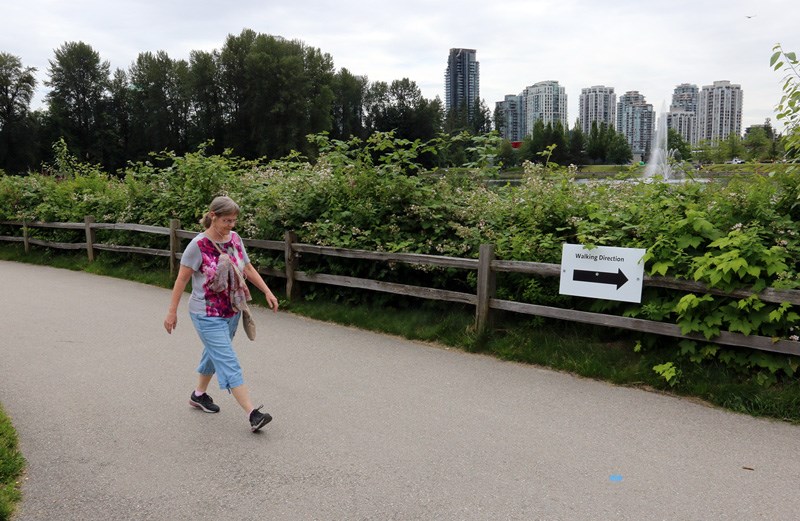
[
  {"xmin": 3, "ymin": 0, "xmax": 798, "ymax": 133},
  {"xmin": 498, "ymin": 80, "xmax": 744, "ymax": 163},
  {"xmin": 499, "ymin": 80, "xmax": 744, "ymax": 149}
]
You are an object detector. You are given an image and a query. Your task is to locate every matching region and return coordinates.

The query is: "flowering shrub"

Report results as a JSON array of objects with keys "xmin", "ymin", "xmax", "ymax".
[{"xmin": 2, "ymin": 132, "xmax": 800, "ymax": 384}]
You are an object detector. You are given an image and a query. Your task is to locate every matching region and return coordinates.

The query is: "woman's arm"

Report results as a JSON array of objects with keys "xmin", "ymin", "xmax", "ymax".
[
  {"xmin": 164, "ymin": 265, "xmax": 195, "ymax": 333},
  {"xmin": 243, "ymin": 263, "xmax": 279, "ymax": 312}
]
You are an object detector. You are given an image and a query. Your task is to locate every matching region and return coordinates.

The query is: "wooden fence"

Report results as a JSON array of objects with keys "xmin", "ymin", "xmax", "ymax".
[{"xmin": 2, "ymin": 217, "xmax": 800, "ymax": 357}]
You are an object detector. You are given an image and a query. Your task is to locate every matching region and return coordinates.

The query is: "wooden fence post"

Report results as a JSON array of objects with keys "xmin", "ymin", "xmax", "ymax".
[
  {"xmin": 22, "ymin": 220, "xmax": 30, "ymax": 254},
  {"xmin": 284, "ymin": 230, "xmax": 300, "ymax": 301},
  {"xmin": 84, "ymin": 215, "xmax": 96, "ymax": 262},
  {"xmin": 169, "ymin": 219, "xmax": 181, "ymax": 276},
  {"xmin": 475, "ymin": 243, "xmax": 496, "ymax": 334}
]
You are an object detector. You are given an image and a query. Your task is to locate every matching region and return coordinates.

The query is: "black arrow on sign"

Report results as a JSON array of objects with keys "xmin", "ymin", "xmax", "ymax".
[{"xmin": 573, "ymin": 268, "xmax": 629, "ymax": 289}]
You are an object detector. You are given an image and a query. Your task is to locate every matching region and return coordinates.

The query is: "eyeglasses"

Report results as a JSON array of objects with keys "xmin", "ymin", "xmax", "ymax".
[{"xmin": 217, "ymin": 217, "xmax": 237, "ymax": 225}]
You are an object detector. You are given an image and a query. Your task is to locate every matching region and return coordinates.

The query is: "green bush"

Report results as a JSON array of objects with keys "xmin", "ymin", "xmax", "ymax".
[{"xmin": 2, "ymin": 133, "xmax": 800, "ymax": 386}]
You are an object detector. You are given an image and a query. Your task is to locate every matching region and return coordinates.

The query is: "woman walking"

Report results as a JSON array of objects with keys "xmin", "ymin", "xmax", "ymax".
[{"xmin": 164, "ymin": 196, "xmax": 279, "ymax": 432}]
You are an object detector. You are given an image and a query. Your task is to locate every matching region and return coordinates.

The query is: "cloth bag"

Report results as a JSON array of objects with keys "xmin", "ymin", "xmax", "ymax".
[{"xmin": 240, "ymin": 307, "xmax": 256, "ymax": 341}]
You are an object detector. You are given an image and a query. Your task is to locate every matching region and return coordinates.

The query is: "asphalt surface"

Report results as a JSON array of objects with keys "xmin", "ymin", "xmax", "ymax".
[{"xmin": 2, "ymin": 260, "xmax": 800, "ymax": 520}]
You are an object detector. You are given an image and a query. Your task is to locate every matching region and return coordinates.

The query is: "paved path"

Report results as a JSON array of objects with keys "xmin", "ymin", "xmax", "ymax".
[{"xmin": 2, "ymin": 260, "xmax": 800, "ymax": 520}]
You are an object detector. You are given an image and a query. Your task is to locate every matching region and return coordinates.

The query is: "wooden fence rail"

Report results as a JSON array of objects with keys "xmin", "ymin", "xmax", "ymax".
[{"xmin": 2, "ymin": 217, "xmax": 799, "ymax": 357}]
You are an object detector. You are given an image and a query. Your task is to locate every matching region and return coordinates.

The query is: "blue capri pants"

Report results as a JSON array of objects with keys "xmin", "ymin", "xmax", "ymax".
[{"xmin": 190, "ymin": 312, "xmax": 244, "ymax": 391}]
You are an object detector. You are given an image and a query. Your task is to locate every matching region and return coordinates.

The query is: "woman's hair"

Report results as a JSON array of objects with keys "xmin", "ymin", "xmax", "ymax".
[{"xmin": 201, "ymin": 196, "xmax": 240, "ymax": 229}]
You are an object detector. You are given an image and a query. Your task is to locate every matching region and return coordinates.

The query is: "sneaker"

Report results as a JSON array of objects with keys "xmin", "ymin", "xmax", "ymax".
[
  {"xmin": 249, "ymin": 406, "xmax": 272, "ymax": 432},
  {"xmin": 189, "ymin": 392, "xmax": 220, "ymax": 413}
]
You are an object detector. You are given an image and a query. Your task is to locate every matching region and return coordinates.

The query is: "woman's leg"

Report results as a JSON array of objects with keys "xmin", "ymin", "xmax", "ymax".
[
  {"xmin": 230, "ymin": 384, "xmax": 254, "ymax": 413},
  {"xmin": 216, "ymin": 312, "xmax": 256, "ymax": 413},
  {"xmin": 190, "ymin": 313, "xmax": 270, "ymax": 430},
  {"xmin": 190, "ymin": 313, "xmax": 244, "ymax": 392},
  {"xmin": 196, "ymin": 373, "xmax": 213, "ymax": 394},
  {"xmin": 233, "ymin": 384, "xmax": 272, "ymax": 432}
]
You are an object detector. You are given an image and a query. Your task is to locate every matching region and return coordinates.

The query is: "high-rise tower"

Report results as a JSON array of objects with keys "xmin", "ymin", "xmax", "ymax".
[
  {"xmin": 445, "ymin": 48, "xmax": 480, "ymax": 119},
  {"xmin": 524, "ymin": 80, "xmax": 568, "ymax": 133},
  {"xmin": 617, "ymin": 91, "xmax": 655, "ymax": 160},
  {"xmin": 495, "ymin": 94, "xmax": 525, "ymax": 142},
  {"xmin": 579, "ymin": 86, "xmax": 616, "ymax": 135},
  {"xmin": 696, "ymin": 80, "xmax": 743, "ymax": 143},
  {"xmin": 670, "ymin": 83, "xmax": 699, "ymax": 113},
  {"xmin": 668, "ymin": 83, "xmax": 699, "ymax": 145}
]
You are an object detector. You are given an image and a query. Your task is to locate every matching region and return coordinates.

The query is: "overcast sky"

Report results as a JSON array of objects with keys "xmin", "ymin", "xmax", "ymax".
[{"xmin": 4, "ymin": 0, "xmax": 799, "ymax": 132}]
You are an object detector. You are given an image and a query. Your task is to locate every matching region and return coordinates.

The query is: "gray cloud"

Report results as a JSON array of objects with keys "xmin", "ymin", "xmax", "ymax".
[{"xmin": 3, "ymin": 0, "xmax": 799, "ymax": 130}]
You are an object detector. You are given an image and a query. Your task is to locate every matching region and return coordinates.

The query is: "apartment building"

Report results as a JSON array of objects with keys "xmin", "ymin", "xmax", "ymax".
[
  {"xmin": 445, "ymin": 48, "xmax": 480, "ymax": 119},
  {"xmin": 696, "ymin": 80, "xmax": 743, "ymax": 143},
  {"xmin": 617, "ymin": 91, "xmax": 654, "ymax": 160},
  {"xmin": 667, "ymin": 110, "xmax": 697, "ymax": 146},
  {"xmin": 579, "ymin": 85, "xmax": 616, "ymax": 135},
  {"xmin": 666, "ymin": 83, "xmax": 699, "ymax": 145},
  {"xmin": 524, "ymin": 80, "xmax": 568, "ymax": 133},
  {"xmin": 495, "ymin": 94, "xmax": 526, "ymax": 142}
]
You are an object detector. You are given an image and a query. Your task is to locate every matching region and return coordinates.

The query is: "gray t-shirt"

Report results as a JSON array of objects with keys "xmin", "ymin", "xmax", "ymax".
[{"xmin": 181, "ymin": 231, "xmax": 250, "ymax": 317}]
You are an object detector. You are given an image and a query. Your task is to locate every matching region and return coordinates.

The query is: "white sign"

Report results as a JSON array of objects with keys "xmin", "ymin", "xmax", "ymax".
[{"xmin": 559, "ymin": 244, "xmax": 646, "ymax": 303}]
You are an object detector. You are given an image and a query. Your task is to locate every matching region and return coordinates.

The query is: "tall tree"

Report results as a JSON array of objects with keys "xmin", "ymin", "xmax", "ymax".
[
  {"xmin": 469, "ymin": 98, "xmax": 492, "ymax": 135},
  {"xmin": 0, "ymin": 53, "xmax": 38, "ymax": 173},
  {"xmin": 188, "ymin": 50, "xmax": 224, "ymax": 152},
  {"xmin": 496, "ymin": 139, "xmax": 517, "ymax": 169},
  {"xmin": 127, "ymin": 51, "xmax": 190, "ymax": 159},
  {"xmin": 607, "ymin": 131, "xmax": 633, "ymax": 164},
  {"xmin": 216, "ymin": 30, "xmax": 336, "ymax": 159},
  {"xmin": 364, "ymin": 78, "xmax": 441, "ymax": 141},
  {"xmin": 721, "ymin": 133, "xmax": 745, "ymax": 161},
  {"xmin": 525, "ymin": 119, "xmax": 546, "ymax": 162},
  {"xmin": 363, "ymin": 81, "xmax": 389, "ymax": 136},
  {"xmin": 548, "ymin": 121, "xmax": 568, "ymax": 164},
  {"xmin": 443, "ymin": 104, "xmax": 469, "ymax": 135},
  {"xmin": 331, "ymin": 68, "xmax": 367, "ymax": 140},
  {"xmin": 567, "ymin": 120, "xmax": 588, "ymax": 165},
  {"xmin": 219, "ymin": 29, "xmax": 259, "ymax": 156},
  {"xmin": 493, "ymin": 105, "xmax": 506, "ymax": 137},
  {"xmin": 586, "ymin": 122, "xmax": 607, "ymax": 163},
  {"xmin": 693, "ymin": 140, "xmax": 715, "ymax": 164},
  {"xmin": 586, "ymin": 121, "xmax": 601, "ymax": 162},
  {"xmin": 444, "ymin": 98, "xmax": 490, "ymax": 136},
  {"xmin": 742, "ymin": 127, "xmax": 769, "ymax": 161},
  {"xmin": 45, "ymin": 41, "xmax": 111, "ymax": 163},
  {"xmin": 103, "ymin": 68, "xmax": 131, "ymax": 172},
  {"xmin": 667, "ymin": 128, "xmax": 692, "ymax": 162},
  {"xmin": 303, "ymin": 46, "xmax": 335, "ymax": 143},
  {"xmin": 244, "ymin": 35, "xmax": 311, "ymax": 158},
  {"xmin": 416, "ymin": 95, "xmax": 444, "ymax": 143}
]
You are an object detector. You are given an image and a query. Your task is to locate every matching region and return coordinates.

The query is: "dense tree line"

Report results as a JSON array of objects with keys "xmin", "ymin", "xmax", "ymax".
[
  {"xmin": 2, "ymin": 30, "xmax": 788, "ymax": 175},
  {"xmin": 495, "ymin": 121, "xmax": 633, "ymax": 168},
  {"xmin": 0, "ymin": 53, "xmax": 38, "ymax": 172},
  {"xmin": 494, "ymin": 118, "xmax": 785, "ymax": 170},
  {"xmin": 2, "ymin": 29, "xmax": 495, "ymax": 175},
  {"xmin": 692, "ymin": 124, "xmax": 783, "ymax": 164}
]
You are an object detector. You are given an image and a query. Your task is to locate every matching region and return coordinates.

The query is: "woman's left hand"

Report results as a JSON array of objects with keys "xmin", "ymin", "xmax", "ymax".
[
  {"xmin": 243, "ymin": 263, "xmax": 279, "ymax": 313},
  {"xmin": 265, "ymin": 291, "xmax": 279, "ymax": 312}
]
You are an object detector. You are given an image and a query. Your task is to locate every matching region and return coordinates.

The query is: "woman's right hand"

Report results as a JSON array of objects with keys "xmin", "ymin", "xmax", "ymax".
[
  {"xmin": 164, "ymin": 311, "xmax": 178, "ymax": 334},
  {"xmin": 165, "ymin": 265, "xmax": 194, "ymax": 335}
]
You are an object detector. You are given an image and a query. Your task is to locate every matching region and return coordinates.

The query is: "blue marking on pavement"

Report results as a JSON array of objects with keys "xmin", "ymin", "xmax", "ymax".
[{"xmin": 609, "ymin": 474, "xmax": 623, "ymax": 482}]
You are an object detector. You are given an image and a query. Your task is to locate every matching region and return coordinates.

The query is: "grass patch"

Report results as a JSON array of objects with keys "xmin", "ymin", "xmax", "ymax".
[
  {"xmin": 576, "ymin": 164, "xmax": 632, "ymax": 174},
  {"xmin": 0, "ymin": 404, "xmax": 25, "ymax": 521},
  {"xmin": 0, "ymin": 244, "xmax": 175, "ymax": 289},
  {"xmin": 288, "ymin": 297, "xmax": 476, "ymax": 347}
]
